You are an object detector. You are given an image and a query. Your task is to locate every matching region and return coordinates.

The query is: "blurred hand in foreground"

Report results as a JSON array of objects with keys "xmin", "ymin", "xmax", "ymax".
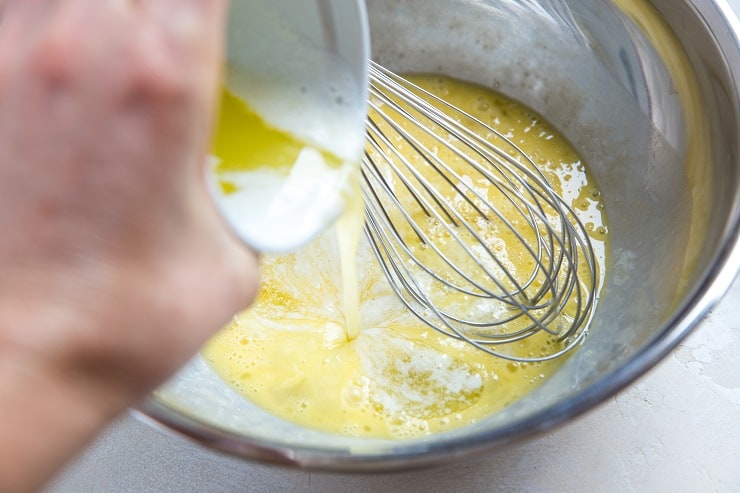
[{"xmin": 0, "ymin": 2, "xmax": 259, "ymax": 491}]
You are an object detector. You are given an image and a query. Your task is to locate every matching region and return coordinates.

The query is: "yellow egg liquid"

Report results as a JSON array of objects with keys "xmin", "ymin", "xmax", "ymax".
[{"xmin": 204, "ymin": 75, "xmax": 609, "ymax": 439}]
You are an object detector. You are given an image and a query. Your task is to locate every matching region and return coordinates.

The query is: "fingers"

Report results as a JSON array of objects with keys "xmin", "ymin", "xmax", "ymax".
[
  {"xmin": 148, "ymin": 0, "xmax": 229, "ymax": 34},
  {"xmin": 207, "ymin": 225, "xmax": 261, "ymax": 332},
  {"xmin": 13, "ymin": 0, "xmax": 228, "ymax": 123},
  {"xmin": 143, "ymin": 0, "xmax": 229, "ymax": 98},
  {"xmin": 0, "ymin": 1, "xmax": 60, "ymax": 65},
  {"xmin": 144, "ymin": 0, "xmax": 228, "ymax": 56},
  {"xmin": 4, "ymin": 1, "xmax": 229, "ymax": 70}
]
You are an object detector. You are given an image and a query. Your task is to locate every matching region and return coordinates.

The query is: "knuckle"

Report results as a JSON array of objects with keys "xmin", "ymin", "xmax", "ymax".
[
  {"xmin": 125, "ymin": 48, "xmax": 193, "ymax": 107},
  {"xmin": 26, "ymin": 31, "xmax": 82, "ymax": 90}
]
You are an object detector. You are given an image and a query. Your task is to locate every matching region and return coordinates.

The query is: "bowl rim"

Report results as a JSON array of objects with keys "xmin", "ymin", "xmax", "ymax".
[{"xmin": 135, "ymin": 0, "xmax": 740, "ymax": 471}]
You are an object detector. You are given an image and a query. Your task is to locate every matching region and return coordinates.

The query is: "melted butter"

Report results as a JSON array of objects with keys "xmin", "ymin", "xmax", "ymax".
[
  {"xmin": 209, "ymin": 88, "xmax": 358, "ymax": 253},
  {"xmin": 212, "ymin": 88, "xmax": 306, "ymax": 175},
  {"xmin": 204, "ymin": 75, "xmax": 609, "ymax": 439}
]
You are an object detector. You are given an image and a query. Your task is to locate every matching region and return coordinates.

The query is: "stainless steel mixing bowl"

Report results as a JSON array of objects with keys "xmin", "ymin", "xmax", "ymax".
[{"xmin": 138, "ymin": 0, "xmax": 740, "ymax": 471}]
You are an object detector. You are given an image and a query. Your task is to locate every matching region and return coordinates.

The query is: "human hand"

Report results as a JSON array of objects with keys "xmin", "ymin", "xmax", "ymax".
[{"xmin": 0, "ymin": 1, "xmax": 258, "ymax": 491}]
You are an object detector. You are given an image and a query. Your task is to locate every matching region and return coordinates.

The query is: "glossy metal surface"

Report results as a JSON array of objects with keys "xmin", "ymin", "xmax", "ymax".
[{"xmin": 138, "ymin": 0, "xmax": 740, "ymax": 471}]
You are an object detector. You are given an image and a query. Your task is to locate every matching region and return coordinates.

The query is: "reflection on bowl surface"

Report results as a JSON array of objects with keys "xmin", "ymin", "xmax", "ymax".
[{"xmin": 140, "ymin": 0, "xmax": 740, "ymax": 471}]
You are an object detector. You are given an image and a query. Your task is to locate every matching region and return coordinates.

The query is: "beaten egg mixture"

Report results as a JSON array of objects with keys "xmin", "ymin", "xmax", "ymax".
[{"xmin": 204, "ymin": 75, "xmax": 609, "ymax": 439}]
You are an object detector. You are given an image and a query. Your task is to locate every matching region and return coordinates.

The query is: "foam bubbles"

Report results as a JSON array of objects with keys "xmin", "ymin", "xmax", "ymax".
[{"xmin": 356, "ymin": 328, "xmax": 484, "ymax": 420}]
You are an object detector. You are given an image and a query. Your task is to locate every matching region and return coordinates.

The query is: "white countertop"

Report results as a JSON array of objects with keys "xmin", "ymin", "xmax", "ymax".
[
  {"xmin": 46, "ymin": 273, "xmax": 740, "ymax": 492},
  {"xmin": 45, "ymin": 3, "xmax": 740, "ymax": 491}
]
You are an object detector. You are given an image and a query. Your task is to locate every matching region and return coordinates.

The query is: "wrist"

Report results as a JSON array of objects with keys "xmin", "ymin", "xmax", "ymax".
[
  {"xmin": 0, "ymin": 336, "xmax": 120, "ymax": 493},
  {"xmin": 0, "ymin": 286, "xmax": 140, "ymax": 492}
]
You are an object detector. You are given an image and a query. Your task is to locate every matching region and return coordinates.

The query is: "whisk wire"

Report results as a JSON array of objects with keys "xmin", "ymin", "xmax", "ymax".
[
  {"xmin": 364, "ymin": 121, "xmax": 568, "ymax": 338},
  {"xmin": 362, "ymin": 61, "xmax": 599, "ymax": 362},
  {"xmin": 369, "ymin": 65, "xmax": 571, "ymax": 299},
  {"xmin": 365, "ymin": 103, "xmax": 532, "ymax": 303}
]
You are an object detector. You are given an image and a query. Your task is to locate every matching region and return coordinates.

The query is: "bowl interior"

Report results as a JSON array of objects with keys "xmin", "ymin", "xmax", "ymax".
[{"xmin": 142, "ymin": 0, "xmax": 740, "ymax": 469}]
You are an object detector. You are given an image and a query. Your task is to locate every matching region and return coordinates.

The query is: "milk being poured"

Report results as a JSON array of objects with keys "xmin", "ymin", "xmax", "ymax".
[
  {"xmin": 210, "ymin": 0, "xmax": 368, "ymax": 253},
  {"xmin": 204, "ymin": 75, "xmax": 610, "ymax": 439}
]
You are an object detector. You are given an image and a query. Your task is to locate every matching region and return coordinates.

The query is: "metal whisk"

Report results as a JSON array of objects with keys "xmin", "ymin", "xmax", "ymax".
[{"xmin": 362, "ymin": 61, "xmax": 598, "ymax": 362}]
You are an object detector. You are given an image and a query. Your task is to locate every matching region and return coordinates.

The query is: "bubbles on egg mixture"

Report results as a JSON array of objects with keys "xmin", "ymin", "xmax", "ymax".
[
  {"xmin": 356, "ymin": 328, "xmax": 484, "ymax": 419},
  {"xmin": 203, "ymin": 217, "xmax": 589, "ymax": 438},
  {"xmin": 203, "ymin": 74, "xmax": 609, "ymax": 440}
]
